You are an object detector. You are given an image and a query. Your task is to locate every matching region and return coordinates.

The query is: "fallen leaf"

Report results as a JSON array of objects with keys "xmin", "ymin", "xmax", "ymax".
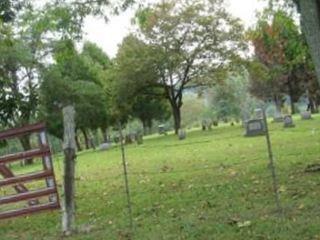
[{"xmin": 237, "ymin": 220, "xmax": 251, "ymax": 228}]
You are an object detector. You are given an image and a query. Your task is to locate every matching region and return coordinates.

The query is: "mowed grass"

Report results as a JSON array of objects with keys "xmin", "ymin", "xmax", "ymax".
[{"xmin": 1, "ymin": 115, "xmax": 320, "ymax": 240}]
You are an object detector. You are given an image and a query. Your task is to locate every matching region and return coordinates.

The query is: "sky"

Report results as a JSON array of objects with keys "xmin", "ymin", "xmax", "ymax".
[{"xmin": 82, "ymin": 0, "xmax": 267, "ymax": 58}]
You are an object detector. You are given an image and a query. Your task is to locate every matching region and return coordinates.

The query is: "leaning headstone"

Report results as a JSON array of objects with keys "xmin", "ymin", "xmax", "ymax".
[
  {"xmin": 158, "ymin": 124, "xmax": 167, "ymax": 135},
  {"xmin": 254, "ymin": 108, "xmax": 263, "ymax": 119},
  {"xmin": 283, "ymin": 115, "xmax": 295, "ymax": 128},
  {"xmin": 301, "ymin": 111, "xmax": 312, "ymax": 120},
  {"xmin": 99, "ymin": 142, "xmax": 112, "ymax": 151},
  {"xmin": 245, "ymin": 119, "xmax": 266, "ymax": 137},
  {"xmin": 178, "ymin": 129, "xmax": 186, "ymax": 140}
]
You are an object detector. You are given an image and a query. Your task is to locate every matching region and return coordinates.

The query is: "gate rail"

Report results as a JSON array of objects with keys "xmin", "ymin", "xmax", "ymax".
[{"xmin": 0, "ymin": 123, "xmax": 60, "ymax": 220}]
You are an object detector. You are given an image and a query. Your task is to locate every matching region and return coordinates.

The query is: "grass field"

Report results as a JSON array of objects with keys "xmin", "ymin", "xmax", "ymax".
[{"xmin": 1, "ymin": 115, "xmax": 320, "ymax": 240}]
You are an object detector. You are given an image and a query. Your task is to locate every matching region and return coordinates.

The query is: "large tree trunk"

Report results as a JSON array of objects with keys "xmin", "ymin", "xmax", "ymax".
[
  {"xmin": 171, "ymin": 104, "xmax": 181, "ymax": 135},
  {"xmin": 81, "ymin": 128, "xmax": 89, "ymax": 150},
  {"xmin": 290, "ymin": 98, "xmax": 295, "ymax": 115},
  {"xmin": 142, "ymin": 119, "xmax": 148, "ymax": 136},
  {"xmin": 101, "ymin": 127, "xmax": 108, "ymax": 143},
  {"xmin": 62, "ymin": 106, "xmax": 76, "ymax": 236},
  {"xmin": 308, "ymin": 97, "xmax": 318, "ymax": 113},
  {"xmin": 298, "ymin": 0, "xmax": 320, "ymax": 85},
  {"xmin": 147, "ymin": 118, "xmax": 153, "ymax": 135},
  {"xmin": 19, "ymin": 135, "xmax": 33, "ymax": 165},
  {"xmin": 288, "ymin": 80, "xmax": 296, "ymax": 114}
]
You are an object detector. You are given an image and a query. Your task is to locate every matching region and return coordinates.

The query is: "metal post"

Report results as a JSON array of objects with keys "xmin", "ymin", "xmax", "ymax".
[
  {"xmin": 118, "ymin": 122, "xmax": 134, "ymax": 232},
  {"xmin": 262, "ymin": 108, "xmax": 283, "ymax": 216}
]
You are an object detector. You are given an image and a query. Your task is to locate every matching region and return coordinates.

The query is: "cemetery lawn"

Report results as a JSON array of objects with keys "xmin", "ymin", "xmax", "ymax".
[{"xmin": 1, "ymin": 115, "xmax": 320, "ymax": 240}]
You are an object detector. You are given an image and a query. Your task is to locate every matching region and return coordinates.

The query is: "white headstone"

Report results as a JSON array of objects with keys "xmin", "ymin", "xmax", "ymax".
[
  {"xmin": 301, "ymin": 111, "xmax": 312, "ymax": 120},
  {"xmin": 99, "ymin": 143, "xmax": 112, "ymax": 151}
]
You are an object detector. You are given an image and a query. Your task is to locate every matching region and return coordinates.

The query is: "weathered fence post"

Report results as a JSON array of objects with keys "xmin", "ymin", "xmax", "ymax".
[
  {"xmin": 62, "ymin": 105, "xmax": 77, "ymax": 235},
  {"xmin": 262, "ymin": 108, "xmax": 283, "ymax": 216}
]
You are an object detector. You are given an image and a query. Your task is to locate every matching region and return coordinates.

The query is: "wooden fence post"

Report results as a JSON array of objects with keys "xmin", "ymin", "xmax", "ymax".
[{"xmin": 62, "ymin": 105, "xmax": 76, "ymax": 235}]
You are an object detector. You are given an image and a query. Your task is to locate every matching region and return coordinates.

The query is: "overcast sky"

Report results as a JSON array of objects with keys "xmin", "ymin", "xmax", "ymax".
[
  {"xmin": 34, "ymin": 0, "xmax": 269, "ymax": 57},
  {"xmin": 82, "ymin": 0, "xmax": 267, "ymax": 58}
]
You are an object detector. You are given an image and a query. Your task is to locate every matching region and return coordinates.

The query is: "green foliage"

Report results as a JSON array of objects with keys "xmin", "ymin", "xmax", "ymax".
[
  {"xmin": 207, "ymin": 71, "xmax": 256, "ymax": 120},
  {"xmin": 40, "ymin": 40, "xmax": 110, "ymax": 138},
  {"xmin": 248, "ymin": 9, "xmax": 315, "ymax": 107},
  {"xmin": 181, "ymin": 94, "xmax": 206, "ymax": 127},
  {"xmin": 103, "ymin": 34, "xmax": 169, "ymax": 126},
  {"xmin": 0, "ymin": 25, "xmax": 38, "ymax": 128},
  {"xmin": 0, "ymin": 0, "xmax": 25, "ymax": 23},
  {"xmin": 133, "ymin": 0, "xmax": 246, "ymax": 132}
]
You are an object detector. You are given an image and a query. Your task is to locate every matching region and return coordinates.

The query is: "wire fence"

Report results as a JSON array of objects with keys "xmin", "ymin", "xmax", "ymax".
[
  {"xmin": 2, "ymin": 119, "xmax": 318, "ymax": 239},
  {"xmin": 67, "ymin": 148, "xmax": 320, "ymax": 239}
]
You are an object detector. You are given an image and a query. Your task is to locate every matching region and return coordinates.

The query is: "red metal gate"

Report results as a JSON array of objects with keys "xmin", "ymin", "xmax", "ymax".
[{"xmin": 0, "ymin": 123, "xmax": 60, "ymax": 220}]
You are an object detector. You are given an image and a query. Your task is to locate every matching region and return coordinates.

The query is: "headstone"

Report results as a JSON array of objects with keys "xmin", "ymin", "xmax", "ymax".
[
  {"xmin": 254, "ymin": 108, "xmax": 263, "ymax": 119},
  {"xmin": 301, "ymin": 111, "xmax": 312, "ymax": 120},
  {"xmin": 178, "ymin": 129, "xmax": 186, "ymax": 140},
  {"xmin": 283, "ymin": 115, "xmax": 295, "ymax": 128},
  {"xmin": 158, "ymin": 124, "xmax": 167, "ymax": 135},
  {"xmin": 99, "ymin": 142, "xmax": 112, "ymax": 151},
  {"xmin": 273, "ymin": 109, "xmax": 283, "ymax": 122},
  {"xmin": 245, "ymin": 119, "xmax": 266, "ymax": 137}
]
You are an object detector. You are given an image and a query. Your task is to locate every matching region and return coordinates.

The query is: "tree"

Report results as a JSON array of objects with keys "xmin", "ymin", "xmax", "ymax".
[
  {"xmin": 0, "ymin": 24, "xmax": 40, "ymax": 164},
  {"xmin": 248, "ymin": 10, "xmax": 315, "ymax": 114},
  {"xmin": 135, "ymin": 0, "xmax": 245, "ymax": 134},
  {"xmin": 103, "ymin": 35, "xmax": 168, "ymax": 129},
  {"xmin": 131, "ymin": 90, "xmax": 171, "ymax": 135},
  {"xmin": 0, "ymin": 0, "xmax": 25, "ymax": 23},
  {"xmin": 81, "ymin": 42, "xmax": 112, "ymax": 142},
  {"xmin": 40, "ymin": 40, "xmax": 110, "ymax": 150},
  {"xmin": 294, "ymin": 0, "xmax": 320, "ymax": 86},
  {"xmin": 206, "ymin": 71, "xmax": 254, "ymax": 122}
]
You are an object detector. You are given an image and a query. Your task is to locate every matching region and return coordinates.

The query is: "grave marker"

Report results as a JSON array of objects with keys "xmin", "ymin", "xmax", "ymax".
[
  {"xmin": 245, "ymin": 119, "xmax": 266, "ymax": 137},
  {"xmin": 301, "ymin": 111, "xmax": 312, "ymax": 120},
  {"xmin": 254, "ymin": 108, "xmax": 263, "ymax": 119},
  {"xmin": 178, "ymin": 129, "xmax": 186, "ymax": 140},
  {"xmin": 99, "ymin": 142, "xmax": 112, "ymax": 151},
  {"xmin": 283, "ymin": 115, "xmax": 295, "ymax": 128}
]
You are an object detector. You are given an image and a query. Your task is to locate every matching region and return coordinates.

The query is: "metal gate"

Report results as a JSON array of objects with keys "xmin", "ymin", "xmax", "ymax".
[{"xmin": 0, "ymin": 123, "xmax": 60, "ymax": 220}]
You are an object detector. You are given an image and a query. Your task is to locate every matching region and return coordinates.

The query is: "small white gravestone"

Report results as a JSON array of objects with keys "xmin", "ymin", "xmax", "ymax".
[
  {"xmin": 178, "ymin": 129, "xmax": 186, "ymax": 140},
  {"xmin": 273, "ymin": 110, "xmax": 283, "ymax": 122},
  {"xmin": 254, "ymin": 108, "xmax": 263, "ymax": 119},
  {"xmin": 301, "ymin": 111, "xmax": 312, "ymax": 120},
  {"xmin": 283, "ymin": 115, "xmax": 295, "ymax": 128},
  {"xmin": 99, "ymin": 142, "xmax": 112, "ymax": 151},
  {"xmin": 245, "ymin": 119, "xmax": 266, "ymax": 137}
]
